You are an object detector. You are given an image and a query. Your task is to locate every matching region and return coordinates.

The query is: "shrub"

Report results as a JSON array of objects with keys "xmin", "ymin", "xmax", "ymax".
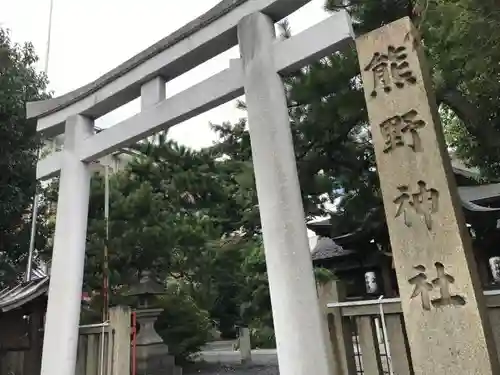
[
  {"xmin": 249, "ymin": 322, "xmax": 276, "ymax": 349},
  {"xmin": 155, "ymin": 285, "xmax": 212, "ymax": 364}
]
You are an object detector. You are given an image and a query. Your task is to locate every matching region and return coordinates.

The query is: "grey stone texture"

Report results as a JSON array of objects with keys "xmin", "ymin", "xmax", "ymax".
[{"xmin": 356, "ymin": 17, "xmax": 500, "ymax": 375}]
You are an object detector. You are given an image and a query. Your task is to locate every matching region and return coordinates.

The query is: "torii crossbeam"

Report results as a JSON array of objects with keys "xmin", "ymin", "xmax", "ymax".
[{"xmin": 27, "ymin": 1, "xmax": 353, "ymax": 374}]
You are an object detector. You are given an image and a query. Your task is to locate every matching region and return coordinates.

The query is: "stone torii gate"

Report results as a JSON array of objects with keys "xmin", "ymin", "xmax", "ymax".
[{"xmin": 27, "ymin": 1, "xmax": 353, "ymax": 375}]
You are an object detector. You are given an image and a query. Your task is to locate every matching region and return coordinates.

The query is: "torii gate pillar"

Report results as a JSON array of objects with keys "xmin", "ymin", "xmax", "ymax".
[
  {"xmin": 238, "ymin": 13, "xmax": 335, "ymax": 375},
  {"xmin": 40, "ymin": 115, "xmax": 94, "ymax": 375}
]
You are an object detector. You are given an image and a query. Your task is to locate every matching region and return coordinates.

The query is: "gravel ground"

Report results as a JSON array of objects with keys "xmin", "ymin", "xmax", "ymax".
[{"xmin": 184, "ymin": 363, "xmax": 279, "ymax": 375}]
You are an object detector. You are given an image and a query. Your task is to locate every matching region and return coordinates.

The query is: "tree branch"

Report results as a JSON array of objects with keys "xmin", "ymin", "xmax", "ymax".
[{"xmin": 436, "ymin": 88, "xmax": 499, "ymax": 149}]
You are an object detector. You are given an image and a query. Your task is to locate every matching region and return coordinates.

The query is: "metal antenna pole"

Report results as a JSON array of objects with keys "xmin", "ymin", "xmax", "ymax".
[
  {"xmin": 26, "ymin": 0, "xmax": 54, "ymax": 282},
  {"xmin": 102, "ymin": 164, "xmax": 110, "ymax": 321},
  {"xmin": 26, "ymin": 150, "xmax": 41, "ymax": 282}
]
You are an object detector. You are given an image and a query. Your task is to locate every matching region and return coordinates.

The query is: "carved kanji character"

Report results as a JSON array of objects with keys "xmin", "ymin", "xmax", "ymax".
[
  {"xmin": 408, "ymin": 265, "xmax": 433, "ymax": 311},
  {"xmin": 412, "ymin": 181, "xmax": 439, "ymax": 230},
  {"xmin": 431, "ymin": 262, "xmax": 466, "ymax": 308},
  {"xmin": 380, "ymin": 109, "xmax": 426, "ymax": 153},
  {"xmin": 364, "ymin": 45, "xmax": 417, "ymax": 97},
  {"xmin": 394, "ymin": 185, "xmax": 413, "ymax": 227},
  {"xmin": 394, "ymin": 181, "xmax": 439, "ymax": 230}
]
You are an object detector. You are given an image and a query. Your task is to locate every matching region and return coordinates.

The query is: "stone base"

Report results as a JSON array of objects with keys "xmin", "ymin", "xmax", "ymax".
[{"xmin": 136, "ymin": 351, "xmax": 176, "ymax": 375}]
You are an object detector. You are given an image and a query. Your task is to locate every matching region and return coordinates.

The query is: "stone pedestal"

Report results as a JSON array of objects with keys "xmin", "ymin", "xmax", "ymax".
[
  {"xmin": 238, "ymin": 327, "xmax": 252, "ymax": 364},
  {"xmin": 135, "ymin": 308, "xmax": 176, "ymax": 375}
]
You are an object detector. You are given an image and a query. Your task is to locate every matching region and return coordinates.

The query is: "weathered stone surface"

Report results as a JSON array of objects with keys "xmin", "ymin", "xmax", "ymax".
[
  {"xmin": 239, "ymin": 327, "xmax": 252, "ymax": 364},
  {"xmin": 356, "ymin": 17, "xmax": 500, "ymax": 375},
  {"xmin": 238, "ymin": 11, "xmax": 335, "ymax": 375},
  {"xmin": 134, "ymin": 307, "xmax": 175, "ymax": 375}
]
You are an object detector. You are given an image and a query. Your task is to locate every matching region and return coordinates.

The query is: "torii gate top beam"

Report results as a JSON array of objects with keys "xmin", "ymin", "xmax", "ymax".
[
  {"xmin": 27, "ymin": 0, "xmax": 312, "ymax": 135},
  {"xmin": 29, "ymin": 0, "xmax": 354, "ymax": 181}
]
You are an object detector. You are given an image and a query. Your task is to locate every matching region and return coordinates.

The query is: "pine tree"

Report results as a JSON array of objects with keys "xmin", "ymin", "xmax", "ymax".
[
  {"xmin": 0, "ymin": 29, "xmax": 49, "ymax": 285},
  {"xmin": 213, "ymin": 0, "xmax": 500, "ymax": 238}
]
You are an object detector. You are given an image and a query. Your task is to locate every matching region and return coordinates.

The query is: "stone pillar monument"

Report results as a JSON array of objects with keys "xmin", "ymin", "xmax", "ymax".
[
  {"xmin": 356, "ymin": 17, "xmax": 500, "ymax": 375},
  {"xmin": 127, "ymin": 271, "xmax": 176, "ymax": 375}
]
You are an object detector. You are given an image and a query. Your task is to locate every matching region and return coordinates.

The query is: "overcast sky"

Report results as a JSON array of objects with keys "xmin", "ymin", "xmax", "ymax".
[{"xmin": 1, "ymin": 0, "xmax": 330, "ymax": 149}]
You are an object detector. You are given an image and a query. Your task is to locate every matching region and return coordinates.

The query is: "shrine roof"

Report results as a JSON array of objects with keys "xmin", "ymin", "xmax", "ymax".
[
  {"xmin": 0, "ymin": 276, "xmax": 49, "ymax": 313},
  {"xmin": 450, "ymin": 154, "xmax": 482, "ymax": 182},
  {"xmin": 311, "ymin": 237, "xmax": 355, "ymax": 261}
]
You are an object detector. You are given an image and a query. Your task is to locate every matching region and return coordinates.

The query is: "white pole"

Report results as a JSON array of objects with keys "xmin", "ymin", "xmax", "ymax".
[
  {"xmin": 26, "ymin": 151, "xmax": 40, "ymax": 282},
  {"xmin": 378, "ymin": 295, "xmax": 394, "ymax": 375},
  {"xmin": 26, "ymin": 0, "xmax": 54, "ymax": 282},
  {"xmin": 44, "ymin": 0, "xmax": 54, "ymax": 75},
  {"xmin": 238, "ymin": 12, "xmax": 335, "ymax": 375}
]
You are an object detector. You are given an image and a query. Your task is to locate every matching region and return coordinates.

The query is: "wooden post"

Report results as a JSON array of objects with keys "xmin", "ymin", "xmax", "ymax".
[
  {"xmin": 356, "ymin": 17, "xmax": 500, "ymax": 374},
  {"xmin": 381, "ymin": 258, "xmax": 395, "ymax": 297},
  {"xmin": 357, "ymin": 317, "xmax": 383, "ymax": 374},
  {"xmin": 318, "ymin": 280, "xmax": 357, "ymax": 375},
  {"xmin": 86, "ymin": 335, "xmax": 98, "ymax": 375},
  {"xmin": 75, "ymin": 336, "xmax": 86, "ymax": 375},
  {"xmin": 109, "ymin": 306, "xmax": 131, "ymax": 375},
  {"xmin": 385, "ymin": 314, "xmax": 413, "ymax": 375}
]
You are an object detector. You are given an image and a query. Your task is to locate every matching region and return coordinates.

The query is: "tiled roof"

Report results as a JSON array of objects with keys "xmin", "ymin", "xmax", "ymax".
[
  {"xmin": 311, "ymin": 237, "xmax": 355, "ymax": 261},
  {"xmin": 0, "ymin": 276, "xmax": 49, "ymax": 313}
]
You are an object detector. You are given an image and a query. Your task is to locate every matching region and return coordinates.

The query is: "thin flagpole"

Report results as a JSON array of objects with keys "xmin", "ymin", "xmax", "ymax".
[
  {"xmin": 98, "ymin": 163, "xmax": 110, "ymax": 375},
  {"xmin": 26, "ymin": 150, "xmax": 40, "ymax": 282},
  {"xmin": 102, "ymin": 164, "xmax": 110, "ymax": 321},
  {"xmin": 44, "ymin": 0, "xmax": 54, "ymax": 76},
  {"xmin": 26, "ymin": 0, "xmax": 54, "ymax": 282}
]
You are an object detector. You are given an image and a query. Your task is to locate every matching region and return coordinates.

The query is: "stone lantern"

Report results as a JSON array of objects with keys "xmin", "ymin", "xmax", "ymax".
[
  {"xmin": 126, "ymin": 271, "xmax": 176, "ymax": 375},
  {"xmin": 127, "ymin": 270, "xmax": 165, "ymax": 308}
]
